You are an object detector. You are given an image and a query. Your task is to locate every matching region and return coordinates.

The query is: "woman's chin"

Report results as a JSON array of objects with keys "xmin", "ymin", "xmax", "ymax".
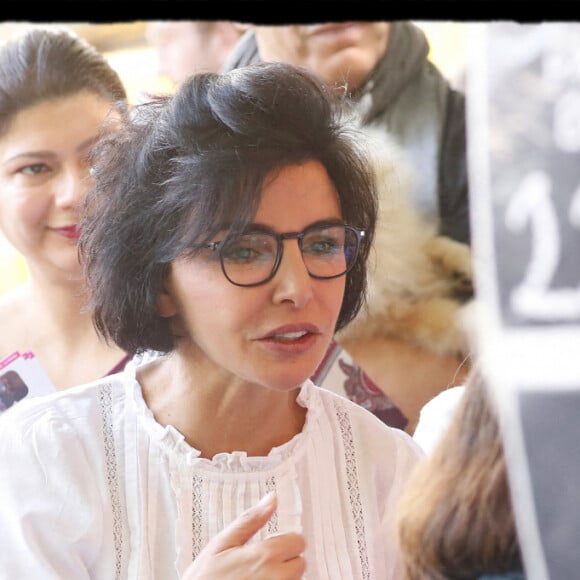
[{"xmin": 264, "ymin": 369, "xmax": 317, "ymax": 393}]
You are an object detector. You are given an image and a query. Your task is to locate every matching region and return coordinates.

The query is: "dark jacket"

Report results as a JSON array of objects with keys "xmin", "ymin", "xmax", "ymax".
[{"xmin": 221, "ymin": 22, "xmax": 470, "ymax": 245}]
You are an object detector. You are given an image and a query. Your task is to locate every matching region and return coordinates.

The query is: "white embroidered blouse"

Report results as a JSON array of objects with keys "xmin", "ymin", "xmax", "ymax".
[{"xmin": 0, "ymin": 359, "xmax": 423, "ymax": 579}]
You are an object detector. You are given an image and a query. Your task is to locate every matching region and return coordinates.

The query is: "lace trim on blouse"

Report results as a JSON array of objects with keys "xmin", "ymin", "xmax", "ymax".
[
  {"xmin": 100, "ymin": 376, "xmax": 371, "ymax": 578},
  {"xmin": 99, "ymin": 382, "xmax": 124, "ymax": 579},
  {"xmin": 334, "ymin": 397, "xmax": 370, "ymax": 580},
  {"xmin": 191, "ymin": 474, "xmax": 205, "ymax": 561},
  {"xmin": 265, "ymin": 475, "xmax": 279, "ymax": 535}
]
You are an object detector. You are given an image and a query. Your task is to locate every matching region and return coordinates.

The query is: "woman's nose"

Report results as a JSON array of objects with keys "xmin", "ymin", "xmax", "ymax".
[
  {"xmin": 271, "ymin": 241, "xmax": 314, "ymax": 307},
  {"xmin": 54, "ymin": 165, "xmax": 89, "ymax": 208}
]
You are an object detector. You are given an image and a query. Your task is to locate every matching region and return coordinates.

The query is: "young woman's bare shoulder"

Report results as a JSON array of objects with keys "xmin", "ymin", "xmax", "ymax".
[{"xmin": 0, "ymin": 287, "xmax": 30, "ymax": 359}]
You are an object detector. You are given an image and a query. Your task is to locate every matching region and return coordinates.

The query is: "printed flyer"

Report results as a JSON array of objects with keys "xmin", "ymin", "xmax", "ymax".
[{"xmin": 0, "ymin": 351, "xmax": 56, "ymax": 414}]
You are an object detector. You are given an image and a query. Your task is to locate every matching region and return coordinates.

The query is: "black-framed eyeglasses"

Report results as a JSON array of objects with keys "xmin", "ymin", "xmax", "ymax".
[{"xmin": 205, "ymin": 223, "xmax": 366, "ymax": 287}]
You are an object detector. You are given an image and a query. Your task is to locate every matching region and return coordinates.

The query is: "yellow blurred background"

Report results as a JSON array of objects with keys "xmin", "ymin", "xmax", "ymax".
[{"xmin": 0, "ymin": 20, "xmax": 466, "ymax": 297}]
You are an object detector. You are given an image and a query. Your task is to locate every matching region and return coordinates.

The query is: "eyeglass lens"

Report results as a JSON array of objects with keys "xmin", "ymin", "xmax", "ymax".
[{"xmin": 220, "ymin": 225, "xmax": 359, "ymax": 286}]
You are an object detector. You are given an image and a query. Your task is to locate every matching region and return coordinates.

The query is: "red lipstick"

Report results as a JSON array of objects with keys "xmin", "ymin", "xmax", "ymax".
[{"xmin": 52, "ymin": 225, "xmax": 80, "ymax": 240}]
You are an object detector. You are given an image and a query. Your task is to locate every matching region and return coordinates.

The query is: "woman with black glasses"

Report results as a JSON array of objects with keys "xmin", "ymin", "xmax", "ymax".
[{"xmin": 0, "ymin": 61, "xmax": 423, "ymax": 579}]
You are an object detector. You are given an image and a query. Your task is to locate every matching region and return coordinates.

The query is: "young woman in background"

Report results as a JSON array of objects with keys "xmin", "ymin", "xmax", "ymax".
[{"xmin": 0, "ymin": 28, "xmax": 130, "ymax": 390}]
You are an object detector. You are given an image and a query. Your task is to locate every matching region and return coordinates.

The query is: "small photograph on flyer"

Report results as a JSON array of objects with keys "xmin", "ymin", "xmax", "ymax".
[
  {"xmin": 0, "ymin": 351, "xmax": 55, "ymax": 414},
  {"xmin": 0, "ymin": 370, "xmax": 29, "ymax": 411}
]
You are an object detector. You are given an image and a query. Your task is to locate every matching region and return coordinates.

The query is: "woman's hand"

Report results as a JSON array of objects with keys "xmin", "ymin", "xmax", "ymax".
[{"xmin": 182, "ymin": 493, "xmax": 306, "ymax": 580}]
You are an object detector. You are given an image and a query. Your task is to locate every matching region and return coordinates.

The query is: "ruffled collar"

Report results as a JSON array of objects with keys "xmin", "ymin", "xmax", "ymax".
[{"xmin": 124, "ymin": 357, "xmax": 322, "ymax": 473}]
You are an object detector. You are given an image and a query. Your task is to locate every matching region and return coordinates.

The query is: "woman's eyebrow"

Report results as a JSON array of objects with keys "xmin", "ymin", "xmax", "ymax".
[
  {"xmin": 4, "ymin": 150, "xmax": 57, "ymax": 163},
  {"xmin": 4, "ymin": 135, "xmax": 102, "ymax": 165},
  {"xmin": 241, "ymin": 223, "xmax": 275, "ymax": 235},
  {"xmin": 247, "ymin": 218, "xmax": 346, "ymax": 234}
]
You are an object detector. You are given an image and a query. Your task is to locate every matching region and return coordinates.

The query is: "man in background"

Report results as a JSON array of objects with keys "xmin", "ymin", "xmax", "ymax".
[
  {"xmin": 147, "ymin": 20, "xmax": 242, "ymax": 85},
  {"xmin": 222, "ymin": 22, "xmax": 469, "ymax": 245}
]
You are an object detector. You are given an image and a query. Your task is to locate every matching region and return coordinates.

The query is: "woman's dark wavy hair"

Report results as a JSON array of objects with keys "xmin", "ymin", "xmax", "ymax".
[
  {"xmin": 0, "ymin": 27, "xmax": 127, "ymax": 137},
  {"xmin": 80, "ymin": 62, "xmax": 378, "ymax": 355}
]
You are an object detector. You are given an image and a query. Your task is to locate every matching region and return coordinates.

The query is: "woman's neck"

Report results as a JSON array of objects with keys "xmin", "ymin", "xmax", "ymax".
[
  {"xmin": 0, "ymin": 277, "xmax": 127, "ymax": 389},
  {"xmin": 28, "ymin": 276, "xmax": 88, "ymax": 330},
  {"xmin": 139, "ymin": 352, "xmax": 308, "ymax": 459}
]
